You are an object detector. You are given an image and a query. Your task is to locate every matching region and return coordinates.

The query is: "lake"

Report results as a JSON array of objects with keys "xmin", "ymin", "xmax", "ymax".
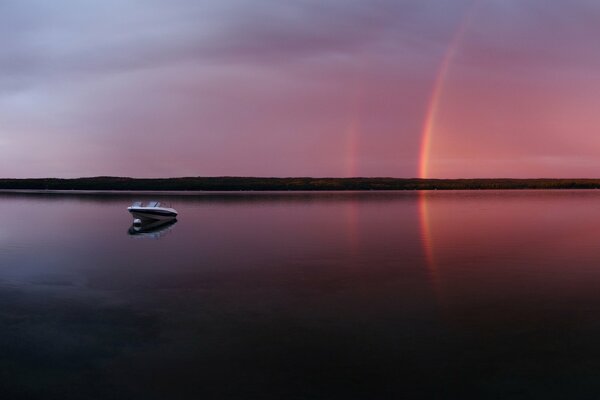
[{"xmin": 2, "ymin": 190, "xmax": 600, "ymax": 399}]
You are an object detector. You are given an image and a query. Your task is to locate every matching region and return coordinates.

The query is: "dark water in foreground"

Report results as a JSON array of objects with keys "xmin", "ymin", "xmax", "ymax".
[{"xmin": 3, "ymin": 190, "xmax": 600, "ymax": 399}]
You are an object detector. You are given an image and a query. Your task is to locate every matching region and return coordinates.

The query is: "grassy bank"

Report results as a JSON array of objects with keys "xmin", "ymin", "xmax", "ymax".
[{"xmin": 2, "ymin": 177, "xmax": 600, "ymax": 191}]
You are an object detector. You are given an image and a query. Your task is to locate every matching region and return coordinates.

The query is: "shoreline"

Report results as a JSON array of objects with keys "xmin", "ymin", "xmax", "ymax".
[{"xmin": 2, "ymin": 177, "xmax": 600, "ymax": 191}]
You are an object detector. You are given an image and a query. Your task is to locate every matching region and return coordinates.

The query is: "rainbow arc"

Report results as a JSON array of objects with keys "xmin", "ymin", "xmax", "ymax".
[{"xmin": 418, "ymin": 2, "xmax": 478, "ymax": 179}]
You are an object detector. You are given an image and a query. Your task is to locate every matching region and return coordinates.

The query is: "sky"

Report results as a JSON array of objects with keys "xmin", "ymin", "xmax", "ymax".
[{"xmin": 3, "ymin": 0, "xmax": 600, "ymax": 178}]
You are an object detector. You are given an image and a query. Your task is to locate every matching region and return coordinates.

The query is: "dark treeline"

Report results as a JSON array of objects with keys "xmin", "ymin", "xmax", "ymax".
[{"xmin": 2, "ymin": 177, "xmax": 600, "ymax": 191}]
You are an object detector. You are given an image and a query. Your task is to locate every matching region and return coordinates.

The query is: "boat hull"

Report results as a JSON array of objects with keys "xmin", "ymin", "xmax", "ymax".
[{"xmin": 128, "ymin": 208, "xmax": 178, "ymax": 222}]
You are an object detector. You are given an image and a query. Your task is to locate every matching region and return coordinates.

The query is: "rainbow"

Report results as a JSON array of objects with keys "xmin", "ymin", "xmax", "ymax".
[
  {"xmin": 345, "ymin": 78, "xmax": 364, "ymax": 177},
  {"xmin": 417, "ymin": 2, "xmax": 479, "ymax": 306},
  {"xmin": 418, "ymin": 2, "xmax": 478, "ymax": 179},
  {"xmin": 345, "ymin": 117, "xmax": 360, "ymax": 177}
]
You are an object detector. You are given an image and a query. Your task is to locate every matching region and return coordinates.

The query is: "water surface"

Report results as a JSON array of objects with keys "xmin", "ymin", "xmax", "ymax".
[{"xmin": 2, "ymin": 190, "xmax": 600, "ymax": 399}]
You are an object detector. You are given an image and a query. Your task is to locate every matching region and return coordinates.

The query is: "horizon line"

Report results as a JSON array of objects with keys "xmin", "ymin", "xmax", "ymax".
[{"xmin": 6, "ymin": 176, "xmax": 600, "ymax": 181}]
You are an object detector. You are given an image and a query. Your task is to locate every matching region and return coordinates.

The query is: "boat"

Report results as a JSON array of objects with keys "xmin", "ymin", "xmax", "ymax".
[{"xmin": 128, "ymin": 201, "xmax": 178, "ymax": 222}]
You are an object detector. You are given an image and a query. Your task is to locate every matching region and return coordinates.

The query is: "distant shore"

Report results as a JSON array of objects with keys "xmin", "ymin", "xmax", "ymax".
[{"xmin": 2, "ymin": 177, "xmax": 600, "ymax": 191}]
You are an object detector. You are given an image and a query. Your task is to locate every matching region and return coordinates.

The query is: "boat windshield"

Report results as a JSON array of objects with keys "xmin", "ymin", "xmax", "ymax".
[
  {"xmin": 131, "ymin": 201, "xmax": 142, "ymax": 207},
  {"xmin": 147, "ymin": 201, "xmax": 160, "ymax": 208}
]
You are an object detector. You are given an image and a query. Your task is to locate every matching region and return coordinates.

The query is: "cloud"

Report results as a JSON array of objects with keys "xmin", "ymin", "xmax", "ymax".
[{"xmin": 8, "ymin": 0, "xmax": 600, "ymax": 178}]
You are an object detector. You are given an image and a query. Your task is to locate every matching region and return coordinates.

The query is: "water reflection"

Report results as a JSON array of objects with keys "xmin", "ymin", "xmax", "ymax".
[
  {"xmin": 418, "ymin": 190, "xmax": 600, "ymax": 308},
  {"xmin": 128, "ymin": 219, "xmax": 178, "ymax": 239},
  {"xmin": 418, "ymin": 191, "xmax": 438, "ymax": 290},
  {"xmin": 3, "ymin": 191, "xmax": 600, "ymax": 398},
  {"xmin": 416, "ymin": 190, "xmax": 600, "ymax": 397}
]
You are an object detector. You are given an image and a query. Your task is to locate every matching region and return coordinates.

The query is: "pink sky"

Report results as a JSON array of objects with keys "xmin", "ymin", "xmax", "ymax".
[{"xmin": 2, "ymin": 0, "xmax": 600, "ymax": 178}]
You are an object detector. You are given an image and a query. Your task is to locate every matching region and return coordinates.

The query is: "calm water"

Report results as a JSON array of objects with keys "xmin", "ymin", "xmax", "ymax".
[{"xmin": 3, "ymin": 190, "xmax": 600, "ymax": 399}]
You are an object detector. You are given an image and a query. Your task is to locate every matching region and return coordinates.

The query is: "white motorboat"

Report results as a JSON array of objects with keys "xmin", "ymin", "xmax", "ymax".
[{"xmin": 128, "ymin": 201, "xmax": 178, "ymax": 222}]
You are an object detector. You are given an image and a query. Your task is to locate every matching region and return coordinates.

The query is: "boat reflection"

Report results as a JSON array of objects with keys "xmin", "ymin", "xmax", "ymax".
[{"xmin": 128, "ymin": 218, "xmax": 178, "ymax": 239}]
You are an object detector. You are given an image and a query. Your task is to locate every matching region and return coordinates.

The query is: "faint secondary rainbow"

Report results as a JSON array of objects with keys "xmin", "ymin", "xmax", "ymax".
[
  {"xmin": 418, "ymin": 2, "xmax": 478, "ymax": 179},
  {"xmin": 345, "ymin": 75, "xmax": 365, "ymax": 177}
]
